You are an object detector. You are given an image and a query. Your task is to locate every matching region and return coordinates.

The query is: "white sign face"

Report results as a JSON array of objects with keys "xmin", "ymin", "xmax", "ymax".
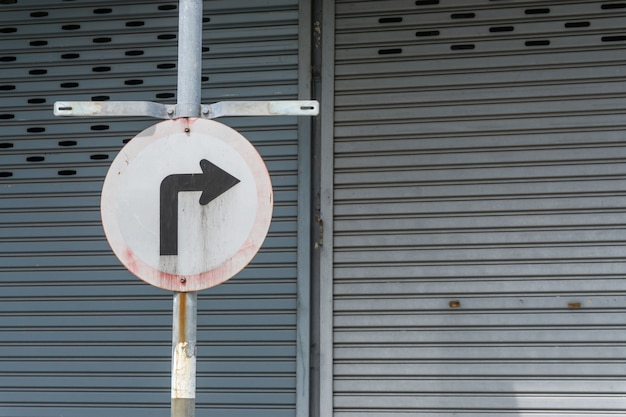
[{"xmin": 101, "ymin": 118, "xmax": 273, "ymax": 292}]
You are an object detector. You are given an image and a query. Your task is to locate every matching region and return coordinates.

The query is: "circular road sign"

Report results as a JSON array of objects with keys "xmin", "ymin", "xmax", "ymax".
[{"xmin": 101, "ymin": 118, "xmax": 273, "ymax": 292}]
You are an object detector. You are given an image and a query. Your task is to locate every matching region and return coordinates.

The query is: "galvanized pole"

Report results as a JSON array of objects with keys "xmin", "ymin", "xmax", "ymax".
[
  {"xmin": 172, "ymin": 1, "xmax": 203, "ymax": 417},
  {"xmin": 172, "ymin": 292, "xmax": 197, "ymax": 417},
  {"xmin": 176, "ymin": 0, "xmax": 203, "ymax": 118}
]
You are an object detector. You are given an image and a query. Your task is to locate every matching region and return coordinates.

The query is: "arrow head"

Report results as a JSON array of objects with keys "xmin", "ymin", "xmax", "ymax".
[{"xmin": 198, "ymin": 159, "xmax": 240, "ymax": 205}]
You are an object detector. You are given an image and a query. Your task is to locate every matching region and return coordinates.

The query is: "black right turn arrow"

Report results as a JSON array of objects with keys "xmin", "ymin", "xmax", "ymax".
[{"xmin": 160, "ymin": 159, "xmax": 240, "ymax": 256}]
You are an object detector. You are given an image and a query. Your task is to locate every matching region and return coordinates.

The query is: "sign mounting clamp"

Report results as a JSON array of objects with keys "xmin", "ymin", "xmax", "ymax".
[{"xmin": 54, "ymin": 100, "xmax": 319, "ymax": 119}]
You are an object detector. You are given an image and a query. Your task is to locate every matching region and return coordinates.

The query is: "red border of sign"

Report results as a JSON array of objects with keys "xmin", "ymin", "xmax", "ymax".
[{"xmin": 100, "ymin": 118, "xmax": 273, "ymax": 292}]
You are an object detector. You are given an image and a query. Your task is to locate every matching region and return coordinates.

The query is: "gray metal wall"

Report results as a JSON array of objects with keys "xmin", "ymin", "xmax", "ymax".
[
  {"xmin": 328, "ymin": 0, "xmax": 626, "ymax": 415},
  {"xmin": 0, "ymin": 1, "xmax": 306, "ymax": 416}
]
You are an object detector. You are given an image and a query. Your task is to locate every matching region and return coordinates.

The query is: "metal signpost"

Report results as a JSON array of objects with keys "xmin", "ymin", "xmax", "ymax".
[{"xmin": 53, "ymin": 1, "xmax": 319, "ymax": 416}]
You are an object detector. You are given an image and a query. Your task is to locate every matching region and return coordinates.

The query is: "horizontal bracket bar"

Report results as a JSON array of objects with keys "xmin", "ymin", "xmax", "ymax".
[
  {"xmin": 54, "ymin": 100, "xmax": 319, "ymax": 119},
  {"xmin": 203, "ymin": 101, "xmax": 319, "ymax": 118},
  {"xmin": 54, "ymin": 101, "xmax": 175, "ymax": 119}
]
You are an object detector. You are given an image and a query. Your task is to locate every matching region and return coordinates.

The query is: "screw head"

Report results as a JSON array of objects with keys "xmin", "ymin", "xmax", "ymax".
[{"xmin": 180, "ymin": 277, "xmax": 186, "ymax": 283}]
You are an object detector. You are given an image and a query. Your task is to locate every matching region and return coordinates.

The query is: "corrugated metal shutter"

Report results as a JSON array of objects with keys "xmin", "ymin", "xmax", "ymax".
[
  {"xmin": 0, "ymin": 1, "xmax": 304, "ymax": 416},
  {"xmin": 332, "ymin": 0, "xmax": 626, "ymax": 415}
]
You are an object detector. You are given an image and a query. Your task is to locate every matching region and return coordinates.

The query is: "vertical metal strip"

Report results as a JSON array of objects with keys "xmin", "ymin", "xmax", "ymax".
[
  {"xmin": 297, "ymin": 0, "xmax": 313, "ymax": 415},
  {"xmin": 318, "ymin": 0, "xmax": 335, "ymax": 414}
]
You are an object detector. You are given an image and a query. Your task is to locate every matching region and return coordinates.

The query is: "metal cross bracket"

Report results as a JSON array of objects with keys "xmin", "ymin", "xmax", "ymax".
[{"xmin": 53, "ymin": 100, "xmax": 319, "ymax": 119}]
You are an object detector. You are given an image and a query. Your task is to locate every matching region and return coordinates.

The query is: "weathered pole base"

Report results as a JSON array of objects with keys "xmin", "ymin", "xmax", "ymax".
[
  {"xmin": 172, "ymin": 292, "xmax": 197, "ymax": 417},
  {"xmin": 172, "ymin": 398, "xmax": 195, "ymax": 417}
]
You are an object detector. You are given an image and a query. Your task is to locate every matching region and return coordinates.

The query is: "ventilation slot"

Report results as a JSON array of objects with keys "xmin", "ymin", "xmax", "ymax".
[
  {"xmin": 93, "ymin": 37, "xmax": 111, "ymax": 43},
  {"xmin": 157, "ymin": 63, "xmax": 175, "ymax": 69},
  {"xmin": 26, "ymin": 156, "xmax": 45, "ymax": 162},
  {"xmin": 601, "ymin": 3, "xmax": 626, "ymax": 9},
  {"xmin": 378, "ymin": 48, "xmax": 402, "ymax": 55},
  {"xmin": 451, "ymin": 44, "xmax": 475, "ymax": 50},
  {"xmin": 30, "ymin": 11, "xmax": 48, "ymax": 17},
  {"xmin": 0, "ymin": 85, "xmax": 15, "ymax": 91},
  {"xmin": 61, "ymin": 53, "xmax": 80, "ymax": 59},
  {"xmin": 28, "ymin": 98, "xmax": 46, "ymax": 104},
  {"xmin": 27, "ymin": 127, "xmax": 45, "ymax": 133},
  {"xmin": 61, "ymin": 82, "xmax": 79, "ymax": 88},
  {"xmin": 93, "ymin": 8, "xmax": 112, "ymax": 14},
  {"xmin": 415, "ymin": 0, "xmax": 439, "ymax": 4},
  {"xmin": 126, "ymin": 21, "xmax": 145, "ymax": 27},
  {"xmin": 379, "ymin": 17, "xmax": 403, "ymax": 24},
  {"xmin": 451, "ymin": 12, "xmax": 475, "ymax": 19},
  {"xmin": 0, "ymin": 114, "xmax": 15, "ymax": 119},
  {"xmin": 62, "ymin": 24, "xmax": 80, "ymax": 30},
  {"xmin": 30, "ymin": 40, "xmax": 48, "ymax": 46},
  {"xmin": 0, "ymin": 56, "xmax": 16, "ymax": 62},
  {"xmin": 565, "ymin": 21, "xmax": 590, "ymax": 28},
  {"xmin": 58, "ymin": 140, "xmax": 77, "ymax": 147},
  {"xmin": 90, "ymin": 125, "xmax": 109, "ymax": 131},
  {"xmin": 92, "ymin": 66, "xmax": 111, "ymax": 72},
  {"xmin": 125, "ymin": 50, "xmax": 144, "ymax": 56},
  {"xmin": 490, "ymin": 26, "xmax": 514, "ymax": 33},
  {"xmin": 525, "ymin": 8, "xmax": 550, "ymax": 14},
  {"xmin": 90, "ymin": 154, "xmax": 109, "ymax": 160},
  {"xmin": 0, "ymin": 172, "xmax": 13, "ymax": 178},
  {"xmin": 416, "ymin": 30, "xmax": 439, "ymax": 37},
  {"xmin": 602, "ymin": 35, "xmax": 626, "ymax": 42},
  {"xmin": 158, "ymin": 4, "xmax": 177, "ymax": 10},
  {"xmin": 91, "ymin": 95, "xmax": 109, "ymax": 101},
  {"xmin": 58, "ymin": 170, "xmax": 77, "ymax": 176},
  {"xmin": 525, "ymin": 40, "xmax": 551, "ymax": 46},
  {"xmin": 203, "ymin": 17, "xmax": 211, "ymax": 23},
  {"xmin": 0, "ymin": 27, "xmax": 17, "ymax": 33},
  {"xmin": 124, "ymin": 79, "xmax": 143, "ymax": 85},
  {"xmin": 156, "ymin": 92, "xmax": 175, "ymax": 99},
  {"xmin": 0, "ymin": 143, "xmax": 14, "ymax": 149},
  {"xmin": 158, "ymin": 34, "xmax": 176, "ymax": 40}
]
